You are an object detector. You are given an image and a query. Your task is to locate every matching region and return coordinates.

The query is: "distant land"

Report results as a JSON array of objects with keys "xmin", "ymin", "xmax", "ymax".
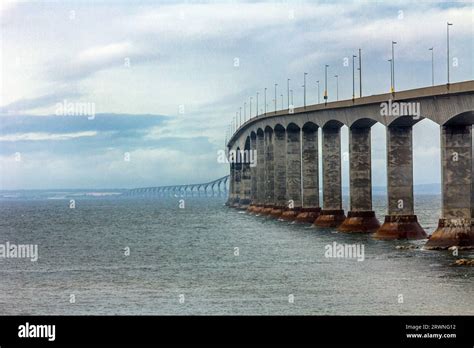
[{"xmin": 0, "ymin": 184, "xmax": 441, "ymax": 200}]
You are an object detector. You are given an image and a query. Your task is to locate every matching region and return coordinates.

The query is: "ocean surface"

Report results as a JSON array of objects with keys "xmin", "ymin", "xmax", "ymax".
[{"xmin": 0, "ymin": 194, "xmax": 473, "ymax": 315}]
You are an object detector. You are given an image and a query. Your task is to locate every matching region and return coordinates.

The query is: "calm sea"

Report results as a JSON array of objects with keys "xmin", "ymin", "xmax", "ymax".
[{"xmin": 0, "ymin": 194, "xmax": 473, "ymax": 315}]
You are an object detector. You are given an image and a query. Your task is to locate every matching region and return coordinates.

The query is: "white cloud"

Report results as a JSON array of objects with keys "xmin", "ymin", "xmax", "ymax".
[
  {"xmin": 0, "ymin": 131, "xmax": 98, "ymax": 142},
  {"xmin": 0, "ymin": 0, "xmax": 19, "ymax": 15}
]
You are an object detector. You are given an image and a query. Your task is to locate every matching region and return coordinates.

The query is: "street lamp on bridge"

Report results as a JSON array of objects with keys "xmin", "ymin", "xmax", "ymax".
[
  {"xmin": 316, "ymin": 80, "xmax": 320, "ymax": 104},
  {"xmin": 243, "ymin": 102, "xmax": 246, "ymax": 122},
  {"xmin": 287, "ymin": 78, "xmax": 290, "ymax": 109},
  {"xmin": 429, "ymin": 47, "xmax": 434, "ymax": 86},
  {"xmin": 447, "ymin": 22, "xmax": 453, "ymax": 85},
  {"xmin": 334, "ymin": 75, "xmax": 339, "ymax": 101},
  {"xmin": 391, "ymin": 41, "xmax": 397, "ymax": 92},
  {"xmin": 324, "ymin": 64, "xmax": 329, "ymax": 104},
  {"xmin": 303, "ymin": 72, "xmax": 308, "ymax": 108},
  {"xmin": 281, "ymin": 94, "xmax": 284, "ymax": 109},
  {"xmin": 274, "ymin": 83, "xmax": 278, "ymax": 114},
  {"xmin": 388, "ymin": 59, "xmax": 393, "ymax": 93},
  {"xmin": 358, "ymin": 48, "xmax": 362, "ymax": 97},
  {"xmin": 352, "ymin": 54, "xmax": 357, "ymax": 99}
]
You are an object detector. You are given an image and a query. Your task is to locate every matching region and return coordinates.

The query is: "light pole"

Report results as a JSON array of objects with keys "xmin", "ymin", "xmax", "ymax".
[
  {"xmin": 429, "ymin": 47, "xmax": 434, "ymax": 86},
  {"xmin": 274, "ymin": 83, "xmax": 278, "ymax": 113},
  {"xmin": 447, "ymin": 22, "xmax": 453, "ymax": 85},
  {"xmin": 239, "ymin": 107, "xmax": 242, "ymax": 126},
  {"xmin": 388, "ymin": 59, "xmax": 393, "ymax": 92},
  {"xmin": 334, "ymin": 75, "xmax": 339, "ymax": 101},
  {"xmin": 352, "ymin": 54, "xmax": 357, "ymax": 99},
  {"xmin": 243, "ymin": 102, "xmax": 246, "ymax": 122},
  {"xmin": 287, "ymin": 78, "xmax": 290, "ymax": 109},
  {"xmin": 324, "ymin": 64, "xmax": 329, "ymax": 104},
  {"xmin": 264, "ymin": 88, "xmax": 267, "ymax": 114},
  {"xmin": 290, "ymin": 89, "xmax": 293, "ymax": 105},
  {"xmin": 256, "ymin": 92, "xmax": 259, "ymax": 117},
  {"xmin": 316, "ymin": 80, "xmax": 320, "ymax": 104},
  {"xmin": 303, "ymin": 72, "xmax": 308, "ymax": 108},
  {"xmin": 391, "ymin": 41, "xmax": 397, "ymax": 92},
  {"xmin": 358, "ymin": 48, "xmax": 362, "ymax": 97},
  {"xmin": 281, "ymin": 94, "xmax": 284, "ymax": 109}
]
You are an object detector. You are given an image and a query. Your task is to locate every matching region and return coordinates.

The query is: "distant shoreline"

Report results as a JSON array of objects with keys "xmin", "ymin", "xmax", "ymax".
[{"xmin": 0, "ymin": 183, "xmax": 442, "ymax": 197}]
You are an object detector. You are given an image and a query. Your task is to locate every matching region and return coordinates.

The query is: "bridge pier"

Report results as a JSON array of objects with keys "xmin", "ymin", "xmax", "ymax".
[
  {"xmin": 296, "ymin": 123, "xmax": 321, "ymax": 222},
  {"xmin": 229, "ymin": 163, "xmax": 239, "ymax": 206},
  {"xmin": 270, "ymin": 125, "xmax": 287, "ymax": 217},
  {"xmin": 262, "ymin": 127, "xmax": 275, "ymax": 215},
  {"xmin": 426, "ymin": 124, "xmax": 474, "ymax": 249},
  {"xmin": 226, "ymin": 163, "xmax": 234, "ymax": 205},
  {"xmin": 314, "ymin": 124, "xmax": 346, "ymax": 227},
  {"xmin": 374, "ymin": 125, "xmax": 427, "ymax": 240},
  {"xmin": 339, "ymin": 125, "xmax": 381, "ymax": 232},
  {"xmin": 281, "ymin": 124, "xmax": 302, "ymax": 220},
  {"xmin": 253, "ymin": 129, "xmax": 266, "ymax": 214},
  {"xmin": 247, "ymin": 133, "xmax": 258, "ymax": 213},
  {"xmin": 239, "ymin": 145, "xmax": 252, "ymax": 210},
  {"xmin": 232, "ymin": 150, "xmax": 242, "ymax": 207}
]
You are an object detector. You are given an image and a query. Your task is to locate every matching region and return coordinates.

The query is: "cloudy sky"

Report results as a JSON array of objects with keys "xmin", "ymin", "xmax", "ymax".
[{"xmin": 0, "ymin": 0, "xmax": 472, "ymax": 190}]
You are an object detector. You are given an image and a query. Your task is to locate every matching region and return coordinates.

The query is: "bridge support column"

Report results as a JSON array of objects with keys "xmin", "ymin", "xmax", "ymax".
[
  {"xmin": 248, "ymin": 133, "xmax": 258, "ymax": 213},
  {"xmin": 226, "ymin": 162, "xmax": 235, "ymax": 206},
  {"xmin": 339, "ymin": 126, "xmax": 380, "ymax": 232},
  {"xmin": 232, "ymin": 157, "xmax": 242, "ymax": 208},
  {"xmin": 262, "ymin": 128, "xmax": 275, "ymax": 215},
  {"xmin": 314, "ymin": 125, "xmax": 346, "ymax": 227},
  {"xmin": 374, "ymin": 125, "xmax": 427, "ymax": 239},
  {"xmin": 270, "ymin": 125, "xmax": 287, "ymax": 217},
  {"xmin": 254, "ymin": 130, "xmax": 266, "ymax": 214},
  {"xmin": 239, "ymin": 159, "xmax": 251, "ymax": 210},
  {"xmin": 296, "ymin": 124, "xmax": 321, "ymax": 222},
  {"xmin": 426, "ymin": 125, "xmax": 474, "ymax": 249},
  {"xmin": 281, "ymin": 124, "xmax": 302, "ymax": 220}
]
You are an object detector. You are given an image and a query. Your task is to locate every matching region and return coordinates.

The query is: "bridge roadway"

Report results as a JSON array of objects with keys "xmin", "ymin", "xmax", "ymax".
[{"xmin": 226, "ymin": 81, "xmax": 474, "ymax": 250}]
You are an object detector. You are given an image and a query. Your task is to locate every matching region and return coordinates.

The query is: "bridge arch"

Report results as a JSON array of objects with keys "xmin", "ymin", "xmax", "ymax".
[
  {"xmin": 386, "ymin": 115, "xmax": 424, "ymax": 127},
  {"xmin": 350, "ymin": 117, "xmax": 378, "ymax": 129},
  {"xmin": 286, "ymin": 122, "xmax": 300, "ymax": 132},
  {"xmin": 302, "ymin": 121, "xmax": 318, "ymax": 132},
  {"xmin": 444, "ymin": 111, "xmax": 474, "ymax": 126},
  {"xmin": 322, "ymin": 119, "xmax": 344, "ymax": 129}
]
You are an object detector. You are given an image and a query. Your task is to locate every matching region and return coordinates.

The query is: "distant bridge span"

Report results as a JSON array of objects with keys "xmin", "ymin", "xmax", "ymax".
[{"xmin": 123, "ymin": 175, "xmax": 229, "ymax": 197}]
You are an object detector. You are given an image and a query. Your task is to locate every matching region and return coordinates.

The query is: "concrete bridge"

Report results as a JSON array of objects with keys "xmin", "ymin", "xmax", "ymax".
[
  {"xmin": 226, "ymin": 81, "xmax": 474, "ymax": 250},
  {"xmin": 124, "ymin": 175, "xmax": 229, "ymax": 197}
]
